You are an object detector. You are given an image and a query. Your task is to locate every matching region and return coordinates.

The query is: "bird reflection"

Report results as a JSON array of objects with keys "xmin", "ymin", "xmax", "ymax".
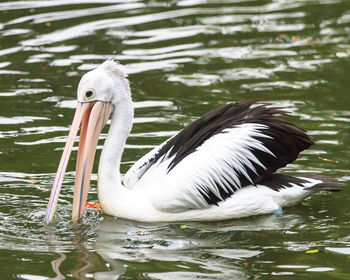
[
  {"xmin": 46, "ymin": 227, "xmax": 67, "ymax": 280},
  {"xmin": 48, "ymin": 211, "xmax": 305, "ymax": 279},
  {"xmin": 50, "ymin": 252, "xmax": 66, "ymax": 280},
  {"xmin": 70, "ymin": 223, "xmax": 115, "ymax": 279}
]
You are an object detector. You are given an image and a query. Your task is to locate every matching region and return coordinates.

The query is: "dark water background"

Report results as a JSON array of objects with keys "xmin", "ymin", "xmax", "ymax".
[{"xmin": 0, "ymin": 0, "xmax": 350, "ymax": 279}]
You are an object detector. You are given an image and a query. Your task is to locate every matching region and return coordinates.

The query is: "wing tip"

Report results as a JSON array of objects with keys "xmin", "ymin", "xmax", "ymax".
[
  {"xmin": 259, "ymin": 173, "xmax": 345, "ymax": 192},
  {"xmin": 299, "ymin": 173, "xmax": 345, "ymax": 192}
]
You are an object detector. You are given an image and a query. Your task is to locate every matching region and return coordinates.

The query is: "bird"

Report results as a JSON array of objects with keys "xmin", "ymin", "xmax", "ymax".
[{"xmin": 45, "ymin": 59, "xmax": 343, "ymax": 223}]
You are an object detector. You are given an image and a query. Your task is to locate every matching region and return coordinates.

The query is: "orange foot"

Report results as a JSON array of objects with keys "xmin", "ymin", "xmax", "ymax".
[{"xmin": 85, "ymin": 201, "xmax": 101, "ymax": 210}]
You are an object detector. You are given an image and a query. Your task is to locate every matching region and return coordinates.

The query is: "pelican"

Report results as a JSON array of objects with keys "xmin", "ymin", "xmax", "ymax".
[{"xmin": 45, "ymin": 59, "xmax": 342, "ymax": 223}]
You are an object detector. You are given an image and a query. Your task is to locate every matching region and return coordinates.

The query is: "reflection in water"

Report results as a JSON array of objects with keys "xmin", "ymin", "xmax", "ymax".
[
  {"xmin": 70, "ymin": 225, "xmax": 107, "ymax": 280},
  {"xmin": 50, "ymin": 252, "xmax": 66, "ymax": 280},
  {"xmin": 47, "ymin": 223, "xmax": 118, "ymax": 280},
  {"xmin": 45, "ymin": 228, "xmax": 67, "ymax": 280},
  {"xmin": 91, "ymin": 214, "xmax": 304, "ymax": 278}
]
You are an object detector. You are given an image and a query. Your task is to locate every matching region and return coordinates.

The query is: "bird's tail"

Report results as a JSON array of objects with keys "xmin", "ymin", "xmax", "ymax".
[
  {"xmin": 298, "ymin": 173, "xmax": 344, "ymax": 192},
  {"xmin": 259, "ymin": 173, "xmax": 344, "ymax": 192}
]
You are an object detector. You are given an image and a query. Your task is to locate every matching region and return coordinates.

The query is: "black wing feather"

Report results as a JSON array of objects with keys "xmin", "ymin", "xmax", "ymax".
[
  {"xmin": 155, "ymin": 100, "xmax": 312, "ymax": 173},
  {"xmin": 147, "ymin": 100, "xmax": 314, "ymax": 206},
  {"xmin": 259, "ymin": 173, "xmax": 343, "ymax": 192}
]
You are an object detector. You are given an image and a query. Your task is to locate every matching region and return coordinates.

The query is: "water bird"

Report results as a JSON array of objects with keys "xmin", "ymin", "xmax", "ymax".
[{"xmin": 45, "ymin": 60, "xmax": 343, "ymax": 223}]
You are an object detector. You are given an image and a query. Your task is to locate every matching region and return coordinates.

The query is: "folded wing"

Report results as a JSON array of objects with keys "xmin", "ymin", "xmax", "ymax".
[{"xmin": 127, "ymin": 100, "xmax": 313, "ymax": 212}]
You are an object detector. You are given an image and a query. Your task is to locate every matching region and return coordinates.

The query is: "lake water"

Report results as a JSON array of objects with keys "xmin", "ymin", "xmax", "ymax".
[{"xmin": 0, "ymin": 0, "xmax": 350, "ymax": 279}]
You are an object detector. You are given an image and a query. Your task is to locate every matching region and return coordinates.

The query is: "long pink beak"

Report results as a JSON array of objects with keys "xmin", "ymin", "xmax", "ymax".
[{"xmin": 45, "ymin": 101, "xmax": 113, "ymax": 223}]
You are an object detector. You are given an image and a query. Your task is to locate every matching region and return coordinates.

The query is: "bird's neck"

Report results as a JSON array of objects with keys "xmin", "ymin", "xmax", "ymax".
[{"xmin": 98, "ymin": 98, "xmax": 133, "ymax": 197}]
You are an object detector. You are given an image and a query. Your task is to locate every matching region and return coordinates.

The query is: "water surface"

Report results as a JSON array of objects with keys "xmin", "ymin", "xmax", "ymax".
[{"xmin": 0, "ymin": 0, "xmax": 350, "ymax": 278}]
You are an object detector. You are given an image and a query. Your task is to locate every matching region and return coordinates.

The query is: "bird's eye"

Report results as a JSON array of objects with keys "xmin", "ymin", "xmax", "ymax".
[{"xmin": 84, "ymin": 89, "xmax": 96, "ymax": 101}]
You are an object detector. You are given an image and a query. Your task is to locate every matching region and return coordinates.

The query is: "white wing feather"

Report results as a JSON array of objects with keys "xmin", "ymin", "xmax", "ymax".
[
  {"xmin": 134, "ymin": 123, "xmax": 275, "ymax": 212},
  {"xmin": 123, "ymin": 136, "xmax": 174, "ymax": 189}
]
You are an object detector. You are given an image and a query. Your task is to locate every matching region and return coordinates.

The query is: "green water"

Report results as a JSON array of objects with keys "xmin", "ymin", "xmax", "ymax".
[{"xmin": 0, "ymin": 0, "xmax": 350, "ymax": 278}]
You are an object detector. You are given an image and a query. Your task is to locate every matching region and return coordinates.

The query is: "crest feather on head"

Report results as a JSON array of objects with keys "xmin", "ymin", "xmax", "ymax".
[
  {"xmin": 101, "ymin": 58, "xmax": 128, "ymax": 78},
  {"xmin": 99, "ymin": 59, "xmax": 130, "ymax": 94}
]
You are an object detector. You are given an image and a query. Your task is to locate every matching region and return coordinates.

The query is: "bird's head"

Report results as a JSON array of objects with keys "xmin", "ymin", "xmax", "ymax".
[
  {"xmin": 77, "ymin": 59, "xmax": 130, "ymax": 105},
  {"xmin": 45, "ymin": 60, "xmax": 130, "ymax": 223}
]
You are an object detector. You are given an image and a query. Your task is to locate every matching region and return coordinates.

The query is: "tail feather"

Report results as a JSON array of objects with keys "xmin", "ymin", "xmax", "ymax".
[
  {"xmin": 259, "ymin": 173, "xmax": 344, "ymax": 192},
  {"xmin": 298, "ymin": 173, "xmax": 344, "ymax": 192}
]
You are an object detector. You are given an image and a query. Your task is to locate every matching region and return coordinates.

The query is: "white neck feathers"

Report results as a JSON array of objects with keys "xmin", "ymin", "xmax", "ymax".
[{"xmin": 98, "ymin": 97, "xmax": 133, "ymax": 195}]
